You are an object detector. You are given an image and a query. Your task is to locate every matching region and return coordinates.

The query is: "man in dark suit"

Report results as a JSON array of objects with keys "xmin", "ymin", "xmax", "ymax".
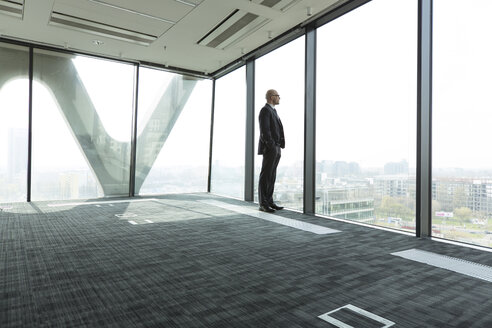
[{"xmin": 258, "ymin": 89, "xmax": 285, "ymax": 213}]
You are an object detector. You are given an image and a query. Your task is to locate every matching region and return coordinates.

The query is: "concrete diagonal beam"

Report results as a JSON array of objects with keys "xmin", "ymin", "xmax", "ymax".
[
  {"xmin": 0, "ymin": 47, "xmax": 197, "ymax": 196},
  {"xmin": 135, "ymin": 75, "xmax": 198, "ymax": 193}
]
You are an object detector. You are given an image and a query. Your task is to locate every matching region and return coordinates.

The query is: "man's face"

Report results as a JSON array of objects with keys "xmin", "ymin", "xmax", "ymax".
[{"xmin": 271, "ymin": 91, "xmax": 280, "ymax": 105}]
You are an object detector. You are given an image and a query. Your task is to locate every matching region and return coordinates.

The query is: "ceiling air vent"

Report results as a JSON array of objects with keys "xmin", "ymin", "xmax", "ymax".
[
  {"xmin": 0, "ymin": 0, "xmax": 24, "ymax": 19},
  {"xmin": 48, "ymin": 12, "xmax": 157, "ymax": 46},
  {"xmin": 252, "ymin": 0, "xmax": 302, "ymax": 11},
  {"xmin": 197, "ymin": 0, "xmax": 302, "ymax": 50},
  {"xmin": 197, "ymin": 9, "xmax": 270, "ymax": 50},
  {"xmin": 257, "ymin": 0, "xmax": 282, "ymax": 7}
]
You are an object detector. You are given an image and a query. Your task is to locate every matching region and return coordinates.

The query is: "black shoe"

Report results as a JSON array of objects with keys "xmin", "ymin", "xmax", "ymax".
[
  {"xmin": 259, "ymin": 205, "xmax": 275, "ymax": 213},
  {"xmin": 270, "ymin": 203, "xmax": 284, "ymax": 210}
]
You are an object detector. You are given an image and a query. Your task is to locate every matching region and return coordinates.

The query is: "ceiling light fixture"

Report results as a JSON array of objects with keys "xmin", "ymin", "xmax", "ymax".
[
  {"xmin": 49, "ymin": 12, "xmax": 157, "ymax": 46},
  {"xmin": 174, "ymin": 0, "xmax": 197, "ymax": 7},
  {"xmin": 87, "ymin": 0, "xmax": 176, "ymax": 24}
]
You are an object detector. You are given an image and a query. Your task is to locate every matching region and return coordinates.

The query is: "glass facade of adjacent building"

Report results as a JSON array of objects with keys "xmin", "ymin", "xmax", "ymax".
[
  {"xmin": 137, "ymin": 67, "xmax": 212, "ymax": 195},
  {"xmin": 32, "ymin": 50, "xmax": 134, "ymax": 200},
  {"xmin": 1, "ymin": 48, "xmax": 212, "ymax": 202}
]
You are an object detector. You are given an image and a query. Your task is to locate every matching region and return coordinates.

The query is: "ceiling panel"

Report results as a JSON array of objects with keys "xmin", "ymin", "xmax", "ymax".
[
  {"xmin": 52, "ymin": 0, "xmax": 179, "ymax": 36},
  {"xmin": 85, "ymin": 0, "xmax": 196, "ymax": 22},
  {"xmin": 0, "ymin": 0, "xmax": 349, "ymax": 75}
]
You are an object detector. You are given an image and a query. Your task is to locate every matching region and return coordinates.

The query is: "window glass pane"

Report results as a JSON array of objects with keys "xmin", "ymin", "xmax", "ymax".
[
  {"xmin": 433, "ymin": 0, "xmax": 492, "ymax": 246},
  {"xmin": 0, "ymin": 43, "xmax": 29, "ymax": 202},
  {"xmin": 211, "ymin": 67, "xmax": 246, "ymax": 198},
  {"xmin": 254, "ymin": 37, "xmax": 305, "ymax": 211},
  {"xmin": 136, "ymin": 67, "xmax": 212, "ymax": 194},
  {"xmin": 316, "ymin": 0, "xmax": 417, "ymax": 232},
  {"xmin": 32, "ymin": 50, "xmax": 134, "ymax": 200}
]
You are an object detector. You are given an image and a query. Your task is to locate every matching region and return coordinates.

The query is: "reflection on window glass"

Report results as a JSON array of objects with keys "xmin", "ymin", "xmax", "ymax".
[
  {"xmin": 254, "ymin": 37, "xmax": 305, "ymax": 211},
  {"xmin": 136, "ymin": 67, "xmax": 212, "ymax": 195},
  {"xmin": 0, "ymin": 43, "xmax": 29, "ymax": 203},
  {"xmin": 433, "ymin": 0, "xmax": 492, "ymax": 247},
  {"xmin": 32, "ymin": 50, "xmax": 134, "ymax": 200},
  {"xmin": 316, "ymin": 0, "xmax": 417, "ymax": 232},
  {"xmin": 211, "ymin": 67, "xmax": 246, "ymax": 199}
]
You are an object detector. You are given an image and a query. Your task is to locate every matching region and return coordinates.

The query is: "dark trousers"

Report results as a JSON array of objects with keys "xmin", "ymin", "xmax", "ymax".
[{"xmin": 258, "ymin": 145, "xmax": 281, "ymax": 206}]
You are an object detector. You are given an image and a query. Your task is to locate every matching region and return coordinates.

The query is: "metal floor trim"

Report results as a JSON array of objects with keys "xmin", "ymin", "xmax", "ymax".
[
  {"xmin": 47, "ymin": 198, "xmax": 159, "ymax": 207},
  {"xmin": 319, "ymin": 303, "xmax": 395, "ymax": 328},
  {"xmin": 392, "ymin": 248, "xmax": 492, "ymax": 283},
  {"xmin": 200, "ymin": 200, "xmax": 340, "ymax": 235}
]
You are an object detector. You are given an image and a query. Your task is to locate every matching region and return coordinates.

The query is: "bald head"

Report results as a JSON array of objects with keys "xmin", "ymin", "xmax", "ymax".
[{"xmin": 266, "ymin": 89, "xmax": 280, "ymax": 106}]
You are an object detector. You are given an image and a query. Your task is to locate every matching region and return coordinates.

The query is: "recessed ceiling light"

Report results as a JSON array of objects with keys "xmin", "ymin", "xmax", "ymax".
[
  {"xmin": 49, "ymin": 12, "xmax": 157, "ymax": 46},
  {"xmin": 92, "ymin": 39, "xmax": 104, "ymax": 45}
]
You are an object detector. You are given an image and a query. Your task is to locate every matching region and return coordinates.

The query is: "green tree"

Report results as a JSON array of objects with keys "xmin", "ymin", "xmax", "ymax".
[
  {"xmin": 379, "ymin": 196, "xmax": 412, "ymax": 219},
  {"xmin": 432, "ymin": 200, "xmax": 442, "ymax": 212},
  {"xmin": 453, "ymin": 186, "xmax": 467, "ymax": 210},
  {"xmin": 454, "ymin": 207, "xmax": 472, "ymax": 226}
]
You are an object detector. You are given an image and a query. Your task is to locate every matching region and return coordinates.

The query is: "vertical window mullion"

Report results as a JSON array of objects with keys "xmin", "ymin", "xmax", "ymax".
[
  {"xmin": 417, "ymin": 0, "xmax": 433, "ymax": 237},
  {"xmin": 27, "ymin": 47, "xmax": 33, "ymax": 202},
  {"xmin": 207, "ymin": 80, "xmax": 216, "ymax": 193},
  {"xmin": 304, "ymin": 27, "xmax": 316, "ymax": 214},
  {"xmin": 245, "ymin": 60, "xmax": 255, "ymax": 201},
  {"xmin": 129, "ymin": 64, "xmax": 139, "ymax": 197}
]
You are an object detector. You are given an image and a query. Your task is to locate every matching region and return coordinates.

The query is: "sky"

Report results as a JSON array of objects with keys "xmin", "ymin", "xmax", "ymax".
[{"xmin": 433, "ymin": 0, "xmax": 492, "ymax": 170}]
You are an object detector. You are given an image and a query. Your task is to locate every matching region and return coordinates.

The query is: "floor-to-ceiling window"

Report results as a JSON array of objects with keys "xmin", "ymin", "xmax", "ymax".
[
  {"xmin": 32, "ymin": 50, "xmax": 135, "ymax": 200},
  {"xmin": 210, "ymin": 67, "xmax": 246, "ymax": 199},
  {"xmin": 316, "ymin": 0, "xmax": 417, "ymax": 232},
  {"xmin": 136, "ymin": 67, "xmax": 212, "ymax": 195},
  {"xmin": 0, "ymin": 43, "xmax": 29, "ymax": 203},
  {"xmin": 254, "ymin": 37, "xmax": 305, "ymax": 211},
  {"xmin": 433, "ymin": 0, "xmax": 492, "ymax": 247}
]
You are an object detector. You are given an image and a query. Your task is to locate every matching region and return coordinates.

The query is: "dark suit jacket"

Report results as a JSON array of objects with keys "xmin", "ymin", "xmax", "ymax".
[{"xmin": 258, "ymin": 103, "xmax": 285, "ymax": 155}]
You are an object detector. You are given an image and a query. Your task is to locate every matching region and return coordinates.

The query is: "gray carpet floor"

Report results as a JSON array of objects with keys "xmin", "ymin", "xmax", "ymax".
[{"xmin": 2, "ymin": 193, "xmax": 492, "ymax": 327}]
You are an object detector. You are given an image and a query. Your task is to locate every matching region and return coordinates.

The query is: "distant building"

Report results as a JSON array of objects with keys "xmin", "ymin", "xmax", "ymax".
[
  {"xmin": 317, "ymin": 160, "xmax": 361, "ymax": 177},
  {"xmin": 432, "ymin": 178, "xmax": 492, "ymax": 216},
  {"xmin": 316, "ymin": 186, "xmax": 374, "ymax": 221},
  {"xmin": 384, "ymin": 160, "xmax": 409, "ymax": 175},
  {"xmin": 8, "ymin": 128, "xmax": 27, "ymax": 180},
  {"xmin": 60, "ymin": 173, "xmax": 79, "ymax": 199},
  {"xmin": 374, "ymin": 175, "xmax": 413, "ymax": 198}
]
